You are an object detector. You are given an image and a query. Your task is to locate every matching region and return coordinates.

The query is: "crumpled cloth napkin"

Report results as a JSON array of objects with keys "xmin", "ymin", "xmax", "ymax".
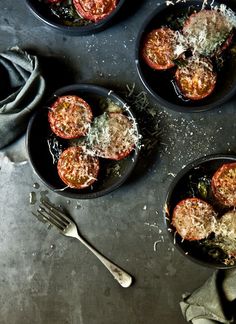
[
  {"xmin": 0, "ymin": 46, "xmax": 45, "ymax": 149},
  {"xmin": 180, "ymin": 269, "xmax": 236, "ymax": 324}
]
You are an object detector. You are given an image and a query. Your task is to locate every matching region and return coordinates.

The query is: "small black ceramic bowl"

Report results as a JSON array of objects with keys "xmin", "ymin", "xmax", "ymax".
[
  {"xmin": 164, "ymin": 154, "xmax": 236, "ymax": 269},
  {"xmin": 26, "ymin": 84, "xmax": 140, "ymax": 199},
  {"xmin": 26, "ymin": 0, "xmax": 125, "ymax": 35},
  {"xmin": 135, "ymin": 0, "xmax": 236, "ymax": 112}
]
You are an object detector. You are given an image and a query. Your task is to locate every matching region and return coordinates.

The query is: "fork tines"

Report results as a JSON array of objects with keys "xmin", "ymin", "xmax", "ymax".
[{"xmin": 37, "ymin": 200, "xmax": 70, "ymax": 232}]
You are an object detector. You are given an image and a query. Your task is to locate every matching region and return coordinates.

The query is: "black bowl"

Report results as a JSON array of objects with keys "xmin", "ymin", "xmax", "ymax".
[
  {"xmin": 26, "ymin": 84, "xmax": 140, "ymax": 199},
  {"xmin": 26, "ymin": 0, "xmax": 125, "ymax": 35},
  {"xmin": 135, "ymin": 0, "xmax": 236, "ymax": 112},
  {"xmin": 164, "ymin": 154, "xmax": 236, "ymax": 269}
]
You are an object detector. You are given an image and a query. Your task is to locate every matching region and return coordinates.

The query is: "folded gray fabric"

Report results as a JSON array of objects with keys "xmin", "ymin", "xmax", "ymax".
[
  {"xmin": 180, "ymin": 269, "xmax": 236, "ymax": 324},
  {"xmin": 0, "ymin": 46, "xmax": 45, "ymax": 148}
]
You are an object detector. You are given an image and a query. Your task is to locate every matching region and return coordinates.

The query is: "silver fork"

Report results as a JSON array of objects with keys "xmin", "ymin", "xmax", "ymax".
[{"xmin": 35, "ymin": 199, "xmax": 133, "ymax": 288}]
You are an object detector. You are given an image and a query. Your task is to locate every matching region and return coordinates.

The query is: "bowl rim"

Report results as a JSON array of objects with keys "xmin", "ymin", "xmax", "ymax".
[
  {"xmin": 163, "ymin": 153, "xmax": 236, "ymax": 269},
  {"xmin": 26, "ymin": 0, "xmax": 126, "ymax": 35},
  {"xmin": 26, "ymin": 83, "xmax": 140, "ymax": 199},
  {"xmin": 135, "ymin": 1, "xmax": 236, "ymax": 112}
]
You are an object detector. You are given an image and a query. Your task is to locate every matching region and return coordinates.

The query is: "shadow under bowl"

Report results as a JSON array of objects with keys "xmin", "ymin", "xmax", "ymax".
[
  {"xmin": 26, "ymin": 83, "xmax": 140, "ymax": 199},
  {"xmin": 164, "ymin": 153, "xmax": 236, "ymax": 269},
  {"xmin": 26, "ymin": 0, "xmax": 125, "ymax": 35},
  {"xmin": 135, "ymin": 0, "xmax": 236, "ymax": 112}
]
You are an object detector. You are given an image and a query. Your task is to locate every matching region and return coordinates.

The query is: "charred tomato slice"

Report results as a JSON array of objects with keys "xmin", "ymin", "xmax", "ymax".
[
  {"xmin": 87, "ymin": 112, "xmax": 138, "ymax": 160},
  {"xmin": 215, "ymin": 211, "xmax": 236, "ymax": 241},
  {"xmin": 73, "ymin": 0, "xmax": 117, "ymax": 22},
  {"xmin": 141, "ymin": 27, "xmax": 176, "ymax": 70},
  {"xmin": 214, "ymin": 211, "xmax": 236, "ymax": 259},
  {"xmin": 183, "ymin": 9, "xmax": 233, "ymax": 56},
  {"xmin": 211, "ymin": 162, "xmax": 236, "ymax": 207},
  {"xmin": 48, "ymin": 95, "xmax": 93, "ymax": 139},
  {"xmin": 57, "ymin": 146, "xmax": 99, "ymax": 189},
  {"xmin": 175, "ymin": 57, "xmax": 217, "ymax": 100},
  {"xmin": 172, "ymin": 197, "xmax": 217, "ymax": 241}
]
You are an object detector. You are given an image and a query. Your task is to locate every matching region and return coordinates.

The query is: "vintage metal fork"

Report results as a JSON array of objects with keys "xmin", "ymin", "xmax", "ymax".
[{"xmin": 35, "ymin": 199, "xmax": 133, "ymax": 288}]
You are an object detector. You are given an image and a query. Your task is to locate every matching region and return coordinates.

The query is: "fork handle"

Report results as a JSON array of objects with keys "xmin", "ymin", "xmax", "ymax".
[{"xmin": 74, "ymin": 234, "xmax": 133, "ymax": 288}]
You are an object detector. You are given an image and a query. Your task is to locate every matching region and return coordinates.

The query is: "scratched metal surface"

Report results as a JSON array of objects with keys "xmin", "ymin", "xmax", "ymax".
[{"xmin": 0, "ymin": 1, "xmax": 236, "ymax": 323}]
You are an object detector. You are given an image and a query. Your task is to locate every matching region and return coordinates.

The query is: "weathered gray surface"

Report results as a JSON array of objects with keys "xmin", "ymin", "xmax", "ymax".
[{"xmin": 0, "ymin": 1, "xmax": 236, "ymax": 323}]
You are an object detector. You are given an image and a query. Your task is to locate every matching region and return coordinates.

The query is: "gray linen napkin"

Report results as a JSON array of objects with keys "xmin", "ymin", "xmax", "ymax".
[
  {"xmin": 180, "ymin": 269, "xmax": 236, "ymax": 324},
  {"xmin": 0, "ymin": 46, "xmax": 45, "ymax": 149}
]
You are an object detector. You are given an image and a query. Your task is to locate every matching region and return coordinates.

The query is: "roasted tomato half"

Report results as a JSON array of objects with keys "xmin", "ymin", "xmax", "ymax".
[
  {"xmin": 73, "ymin": 0, "xmax": 117, "ymax": 22},
  {"xmin": 183, "ymin": 9, "xmax": 233, "ymax": 56},
  {"xmin": 214, "ymin": 211, "xmax": 236, "ymax": 258},
  {"xmin": 87, "ymin": 112, "xmax": 138, "ymax": 160},
  {"xmin": 215, "ymin": 211, "xmax": 236, "ymax": 241},
  {"xmin": 141, "ymin": 27, "xmax": 176, "ymax": 70},
  {"xmin": 48, "ymin": 95, "xmax": 93, "ymax": 139},
  {"xmin": 172, "ymin": 197, "xmax": 217, "ymax": 241},
  {"xmin": 57, "ymin": 146, "xmax": 99, "ymax": 189},
  {"xmin": 175, "ymin": 57, "xmax": 217, "ymax": 100},
  {"xmin": 211, "ymin": 162, "xmax": 236, "ymax": 207}
]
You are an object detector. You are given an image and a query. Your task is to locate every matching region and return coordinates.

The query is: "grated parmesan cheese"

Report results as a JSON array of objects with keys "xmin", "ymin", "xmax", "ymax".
[
  {"xmin": 182, "ymin": 9, "xmax": 233, "ymax": 56},
  {"xmin": 84, "ymin": 112, "xmax": 140, "ymax": 159},
  {"xmin": 172, "ymin": 198, "xmax": 217, "ymax": 240}
]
